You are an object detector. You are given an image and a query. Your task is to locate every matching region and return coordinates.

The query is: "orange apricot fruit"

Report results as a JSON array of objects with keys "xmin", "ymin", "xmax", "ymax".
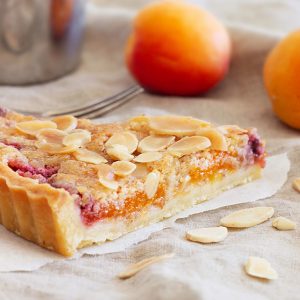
[
  {"xmin": 264, "ymin": 30, "xmax": 300, "ymax": 129},
  {"xmin": 125, "ymin": 0, "xmax": 231, "ymax": 96}
]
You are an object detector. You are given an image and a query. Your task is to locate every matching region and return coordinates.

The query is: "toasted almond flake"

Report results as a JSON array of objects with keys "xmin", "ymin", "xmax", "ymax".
[
  {"xmin": 138, "ymin": 135, "xmax": 175, "ymax": 153},
  {"xmin": 292, "ymin": 178, "xmax": 300, "ymax": 192},
  {"xmin": 133, "ymin": 151, "xmax": 162, "ymax": 163},
  {"xmin": 245, "ymin": 256, "xmax": 278, "ymax": 280},
  {"xmin": 132, "ymin": 164, "xmax": 149, "ymax": 178},
  {"xmin": 118, "ymin": 253, "xmax": 175, "ymax": 279},
  {"xmin": 167, "ymin": 136, "xmax": 211, "ymax": 157},
  {"xmin": 106, "ymin": 144, "xmax": 134, "ymax": 161},
  {"xmin": 217, "ymin": 125, "xmax": 248, "ymax": 135},
  {"xmin": 52, "ymin": 115, "xmax": 77, "ymax": 132},
  {"xmin": 196, "ymin": 128, "xmax": 227, "ymax": 151},
  {"xmin": 63, "ymin": 130, "xmax": 91, "ymax": 147},
  {"xmin": 16, "ymin": 120, "xmax": 57, "ymax": 136},
  {"xmin": 35, "ymin": 140, "xmax": 78, "ymax": 154},
  {"xmin": 144, "ymin": 171, "xmax": 160, "ymax": 199},
  {"xmin": 112, "ymin": 161, "xmax": 136, "ymax": 176},
  {"xmin": 220, "ymin": 207, "xmax": 274, "ymax": 228},
  {"xmin": 149, "ymin": 115, "xmax": 210, "ymax": 137},
  {"xmin": 73, "ymin": 148, "xmax": 107, "ymax": 164},
  {"xmin": 36, "ymin": 128, "xmax": 66, "ymax": 144},
  {"xmin": 105, "ymin": 131, "xmax": 138, "ymax": 154},
  {"xmin": 186, "ymin": 226, "xmax": 228, "ymax": 244},
  {"xmin": 97, "ymin": 164, "xmax": 118, "ymax": 190},
  {"xmin": 272, "ymin": 216, "xmax": 296, "ymax": 230}
]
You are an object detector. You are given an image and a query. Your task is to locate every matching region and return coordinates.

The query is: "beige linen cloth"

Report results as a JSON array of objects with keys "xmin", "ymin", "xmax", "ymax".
[{"xmin": 0, "ymin": 0, "xmax": 300, "ymax": 299}]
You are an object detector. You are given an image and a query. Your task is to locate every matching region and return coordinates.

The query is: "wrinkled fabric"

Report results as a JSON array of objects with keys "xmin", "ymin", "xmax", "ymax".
[{"xmin": 0, "ymin": 1, "xmax": 300, "ymax": 299}]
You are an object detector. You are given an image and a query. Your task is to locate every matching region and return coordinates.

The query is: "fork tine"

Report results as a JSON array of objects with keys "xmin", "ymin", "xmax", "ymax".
[
  {"xmin": 80, "ymin": 88, "xmax": 142, "ymax": 119},
  {"xmin": 75, "ymin": 86, "xmax": 143, "ymax": 119},
  {"xmin": 44, "ymin": 85, "xmax": 141, "ymax": 117},
  {"xmin": 13, "ymin": 86, "xmax": 139, "ymax": 117}
]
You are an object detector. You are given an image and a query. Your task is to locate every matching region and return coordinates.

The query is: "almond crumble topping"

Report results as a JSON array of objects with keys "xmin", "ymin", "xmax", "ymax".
[{"xmin": 0, "ymin": 109, "xmax": 266, "ymax": 226}]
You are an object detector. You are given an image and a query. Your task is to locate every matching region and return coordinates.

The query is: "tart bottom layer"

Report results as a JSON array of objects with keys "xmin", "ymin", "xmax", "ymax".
[{"xmin": 0, "ymin": 163, "xmax": 261, "ymax": 256}]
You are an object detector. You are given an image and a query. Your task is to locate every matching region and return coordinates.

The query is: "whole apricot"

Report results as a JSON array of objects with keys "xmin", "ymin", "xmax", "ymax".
[
  {"xmin": 125, "ymin": 0, "xmax": 231, "ymax": 96},
  {"xmin": 264, "ymin": 31, "xmax": 300, "ymax": 129}
]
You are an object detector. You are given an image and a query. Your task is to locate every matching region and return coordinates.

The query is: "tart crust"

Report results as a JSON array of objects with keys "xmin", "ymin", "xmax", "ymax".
[{"xmin": 0, "ymin": 152, "xmax": 261, "ymax": 256}]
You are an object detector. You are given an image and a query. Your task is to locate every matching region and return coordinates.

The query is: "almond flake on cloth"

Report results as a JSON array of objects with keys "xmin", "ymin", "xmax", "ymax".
[{"xmin": 117, "ymin": 253, "xmax": 175, "ymax": 279}]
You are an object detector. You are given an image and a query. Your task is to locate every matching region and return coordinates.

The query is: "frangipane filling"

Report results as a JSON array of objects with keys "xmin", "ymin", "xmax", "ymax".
[{"xmin": 0, "ymin": 110, "xmax": 265, "ymax": 226}]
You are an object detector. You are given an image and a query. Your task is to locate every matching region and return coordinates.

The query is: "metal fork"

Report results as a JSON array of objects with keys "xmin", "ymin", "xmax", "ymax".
[{"xmin": 16, "ymin": 85, "xmax": 144, "ymax": 119}]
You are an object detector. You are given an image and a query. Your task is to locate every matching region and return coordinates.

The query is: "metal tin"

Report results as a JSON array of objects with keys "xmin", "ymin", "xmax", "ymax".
[{"xmin": 0, "ymin": 0, "xmax": 85, "ymax": 85}]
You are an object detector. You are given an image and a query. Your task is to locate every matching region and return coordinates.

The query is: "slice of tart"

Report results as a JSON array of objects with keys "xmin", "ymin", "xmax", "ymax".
[{"xmin": 0, "ymin": 108, "xmax": 265, "ymax": 256}]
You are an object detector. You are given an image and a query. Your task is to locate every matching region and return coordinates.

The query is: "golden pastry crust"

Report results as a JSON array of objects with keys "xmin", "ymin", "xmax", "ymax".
[{"xmin": 0, "ymin": 110, "xmax": 266, "ymax": 256}]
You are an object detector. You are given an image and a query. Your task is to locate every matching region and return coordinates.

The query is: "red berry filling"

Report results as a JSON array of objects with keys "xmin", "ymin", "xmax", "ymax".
[{"xmin": 8, "ymin": 159, "xmax": 58, "ymax": 184}]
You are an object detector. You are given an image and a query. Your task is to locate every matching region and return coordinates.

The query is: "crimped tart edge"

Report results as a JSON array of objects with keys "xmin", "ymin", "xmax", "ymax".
[
  {"xmin": 0, "ymin": 161, "xmax": 80, "ymax": 256},
  {"xmin": 0, "ymin": 154, "xmax": 261, "ymax": 256}
]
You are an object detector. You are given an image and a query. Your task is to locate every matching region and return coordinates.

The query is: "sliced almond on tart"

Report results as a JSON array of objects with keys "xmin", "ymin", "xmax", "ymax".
[
  {"xmin": 35, "ymin": 140, "xmax": 78, "ymax": 154},
  {"xmin": 63, "ymin": 130, "xmax": 91, "ymax": 148},
  {"xmin": 106, "ymin": 144, "xmax": 134, "ymax": 161},
  {"xmin": 167, "ymin": 136, "xmax": 211, "ymax": 157},
  {"xmin": 149, "ymin": 115, "xmax": 210, "ymax": 137},
  {"xmin": 196, "ymin": 128, "xmax": 227, "ymax": 151},
  {"xmin": 132, "ymin": 164, "xmax": 149, "ymax": 178},
  {"xmin": 138, "ymin": 135, "xmax": 175, "ymax": 153},
  {"xmin": 217, "ymin": 125, "xmax": 248, "ymax": 135},
  {"xmin": 16, "ymin": 120, "xmax": 57, "ymax": 136},
  {"xmin": 52, "ymin": 115, "xmax": 78, "ymax": 132},
  {"xmin": 245, "ymin": 256, "xmax": 278, "ymax": 280},
  {"xmin": 36, "ymin": 128, "xmax": 66, "ymax": 144},
  {"xmin": 272, "ymin": 216, "xmax": 296, "ymax": 230},
  {"xmin": 97, "ymin": 164, "xmax": 118, "ymax": 190},
  {"xmin": 73, "ymin": 148, "xmax": 107, "ymax": 164},
  {"xmin": 112, "ymin": 161, "xmax": 136, "ymax": 176},
  {"xmin": 133, "ymin": 151, "xmax": 162, "ymax": 163},
  {"xmin": 144, "ymin": 171, "xmax": 160, "ymax": 199},
  {"xmin": 186, "ymin": 226, "xmax": 228, "ymax": 244},
  {"xmin": 220, "ymin": 207, "xmax": 274, "ymax": 228},
  {"xmin": 105, "ymin": 131, "xmax": 138, "ymax": 154}
]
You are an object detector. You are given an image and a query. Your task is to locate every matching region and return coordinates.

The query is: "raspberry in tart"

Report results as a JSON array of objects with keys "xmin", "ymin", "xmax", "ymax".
[{"xmin": 0, "ymin": 110, "xmax": 265, "ymax": 256}]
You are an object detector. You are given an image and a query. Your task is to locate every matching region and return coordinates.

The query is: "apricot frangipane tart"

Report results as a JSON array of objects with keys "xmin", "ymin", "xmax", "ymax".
[{"xmin": 0, "ymin": 108, "xmax": 265, "ymax": 256}]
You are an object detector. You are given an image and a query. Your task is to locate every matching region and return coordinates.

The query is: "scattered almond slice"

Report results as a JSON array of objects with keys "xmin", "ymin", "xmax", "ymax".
[
  {"xmin": 16, "ymin": 120, "xmax": 57, "ymax": 136},
  {"xmin": 272, "ymin": 216, "xmax": 296, "ymax": 230},
  {"xmin": 217, "ymin": 125, "xmax": 248, "ymax": 135},
  {"xmin": 144, "ymin": 171, "xmax": 160, "ymax": 199},
  {"xmin": 186, "ymin": 226, "xmax": 228, "ymax": 244},
  {"xmin": 118, "ymin": 253, "xmax": 175, "ymax": 279},
  {"xmin": 106, "ymin": 144, "xmax": 134, "ymax": 161},
  {"xmin": 36, "ymin": 128, "xmax": 66, "ymax": 144},
  {"xmin": 112, "ymin": 161, "xmax": 136, "ymax": 176},
  {"xmin": 132, "ymin": 163, "xmax": 149, "ymax": 178},
  {"xmin": 220, "ymin": 207, "xmax": 274, "ymax": 228},
  {"xmin": 167, "ymin": 136, "xmax": 211, "ymax": 157},
  {"xmin": 196, "ymin": 128, "xmax": 227, "ymax": 151},
  {"xmin": 138, "ymin": 135, "xmax": 175, "ymax": 153},
  {"xmin": 245, "ymin": 256, "xmax": 278, "ymax": 280},
  {"xmin": 97, "ymin": 164, "xmax": 118, "ymax": 190},
  {"xmin": 292, "ymin": 178, "xmax": 300, "ymax": 193},
  {"xmin": 52, "ymin": 115, "xmax": 78, "ymax": 132},
  {"xmin": 73, "ymin": 148, "xmax": 107, "ymax": 164},
  {"xmin": 63, "ymin": 130, "xmax": 91, "ymax": 148},
  {"xmin": 35, "ymin": 140, "xmax": 78, "ymax": 154},
  {"xmin": 133, "ymin": 152, "xmax": 162, "ymax": 163},
  {"xmin": 105, "ymin": 131, "xmax": 138, "ymax": 154},
  {"xmin": 149, "ymin": 115, "xmax": 210, "ymax": 137}
]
